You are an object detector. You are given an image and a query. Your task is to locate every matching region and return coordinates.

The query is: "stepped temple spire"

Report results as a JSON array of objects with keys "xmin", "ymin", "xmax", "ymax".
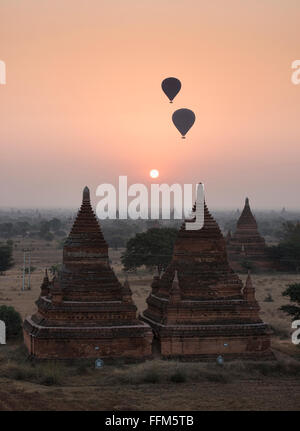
[
  {"xmin": 83, "ymin": 185, "xmax": 90, "ymax": 201},
  {"xmin": 40, "ymin": 269, "xmax": 50, "ymax": 297},
  {"xmin": 141, "ymin": 193, "xmax": 272, "ymax": 360},
  {"xmin": 23, "ymin": 187, "xmax": 152, "ymax": 360},
  {"xmin": 243, "ymin": 271, "xmax": 256, "ymax": 302},
  {"xmin": 227, "ymin": 197, "xmax": 274, "ymax": 272},
  {"xmin": 237, "ymin": 197, "xmax": 257, "ymax": 229},
  {"xmin": 66, "ymin": 185, "xmax": 107, "ymax": 254},
  {"xmin": 169, "ymin": 271, "xmax": 181, "ymax": 304},
  {"xmin": 122, "ymin": 276, "xmax": 133, "ymax": 303}
]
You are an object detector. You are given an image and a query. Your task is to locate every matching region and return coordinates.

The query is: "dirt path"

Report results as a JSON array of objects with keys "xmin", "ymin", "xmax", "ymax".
[{"xmin": 0, "ymin": 377, "xmax": 300, "ymax": 411}]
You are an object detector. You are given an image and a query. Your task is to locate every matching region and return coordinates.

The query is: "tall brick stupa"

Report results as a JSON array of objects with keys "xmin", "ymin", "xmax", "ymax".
[
  {"xmin": 227, "ymin": 198, "xmax": 273, "ymax": 272},
  {"xmin": 23, "ymin": 187, "xmax": 152, "ymax": 359},
  {"xmin": 140, "ymin": 199, "xmax": 272, "ymax": 360}
]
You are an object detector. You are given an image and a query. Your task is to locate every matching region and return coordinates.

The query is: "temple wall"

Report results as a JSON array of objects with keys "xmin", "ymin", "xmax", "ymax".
[
  {"xmin": 37, "ymin": 310, "xmax": 137, "ymax": 323},
  {"xmin": 164, "ymin": 308, "xmax": 260, "ymax": 324},
  {"xmin": 145, "ymin": 302, "xmax": 260, "ymax": 325},
  {"xmin": 23, "ymin": 331, "xmax": 153, "ymax": 359},
  {"xmin": 160, "ymin": 334, "xmax": 271, "ymax": 358},
  {"xmin": 23, "ymin": 330, "xmax": 32, "ymax": 355}
]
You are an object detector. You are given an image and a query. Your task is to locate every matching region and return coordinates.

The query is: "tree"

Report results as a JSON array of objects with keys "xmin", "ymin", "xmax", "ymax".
[
  {"xmin": 0, "ymin": 222, "xmax": 13, "ymax": 238},
  {"xmin": 39, "ymin": 221, "xmax": 51, "ymax": 239},
  {"xmin": 57, "ymin": 237, "xmax": 67, "ymax": 249},
  {"xmin": 49, "ymin": 264, "xmax": 62, "ymax": 276},
  {"xmin": 43, "ymin": 232, "xmax": 54, "ymax": 241},
  {"xmin": 121, "ymin": 227, "xmax": 178, "ymax": 273},
  {"xmin": 49, "ymin": 218, "xmax": 61, "ymax": 232},
  {"xmin": 280, "ymin": 283, "xmax": 300, "ymax": 321},
  {"xmin": 268, "ymin": 222, "xmax": 300, "ymax": 271},
  {"xmin": 0, "ymin": 242, "xmax": 14, "ymax": 274},
  {"xmin": 0, "ymin": 305, "xmax": 22, "ymax": 339}
]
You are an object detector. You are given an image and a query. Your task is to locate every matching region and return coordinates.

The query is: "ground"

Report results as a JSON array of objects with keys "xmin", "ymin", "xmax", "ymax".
[
  {"xmin": 0, "ymin": 237, "xmax": 300, "ymax": 411},
  {"xmin": 1, "ymin": 375, "xmax": 300, "ymax": 411}
]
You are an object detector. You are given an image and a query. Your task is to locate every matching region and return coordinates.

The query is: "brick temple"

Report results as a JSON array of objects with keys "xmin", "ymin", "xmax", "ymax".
[
  {"xmin": 226, "ymin": 198, "xmax": 273, "ymax": 272},
  {"xmin": 23, "ymin": 187, "xmax": 152, "ymax": 359},
  {"xmin": 140, "ymin": 200, "xmax": 272, "ymax": 360}
]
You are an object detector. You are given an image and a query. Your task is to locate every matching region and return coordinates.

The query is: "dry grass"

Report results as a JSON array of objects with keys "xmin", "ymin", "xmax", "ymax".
[
  {"xmin": 1, "ymin": 343, "xmax": 300, "ymax": 388},
  {"xmin": 1, "ymin": 343, "xmax": 300, "ymax": 410}
]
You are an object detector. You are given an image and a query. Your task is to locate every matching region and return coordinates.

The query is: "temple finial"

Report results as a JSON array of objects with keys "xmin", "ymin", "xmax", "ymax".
[
  {"xmin": 124, "ymin": 274, "xmax": 130, "ymax": 288},
  {"xmin": 122, "ymin": 276, "xmax": 133, "ymax": 303},
  {"xmin": 173, "ymin": 270, "xmax": 179, "ymax": 284},
  {"xmin": 154, "ymin": 267, "xmax": 160, "ymax": 278},
  {"xmin": 83, "ymin": 186, "xmax": 90, "ymax": 203},
  {"xmin": 169, "ymin": 270, "xmax": 181, "ymax": 303},
  {"xmin": 246, "ymin": 270, "xmax": 252, "ymax": 287},
  {"xmin": 40, "ymin": 268, "xmax": 50, "ymax": 297},
  {"xmin": 245, "ymin": 197, "xmax": 249, "ymax": 205},
  {"xmin": 243, "ymin": 270, "xmax": 256, "ymax": 302}
]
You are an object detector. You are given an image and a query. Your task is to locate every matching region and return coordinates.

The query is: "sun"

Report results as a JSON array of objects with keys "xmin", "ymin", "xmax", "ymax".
[{"xmin": 150, "ymin": 169, "xmax": 159, "ymax": 179}]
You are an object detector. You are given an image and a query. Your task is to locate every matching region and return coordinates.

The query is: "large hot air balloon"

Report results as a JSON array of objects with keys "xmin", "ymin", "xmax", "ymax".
[
  {"xmin": 161, "ymin": 77, "xmax": 181, "ymax": 103},
  {"xmin": 172, "ymin": 108, "xmax": 196, "ymax": 138}
]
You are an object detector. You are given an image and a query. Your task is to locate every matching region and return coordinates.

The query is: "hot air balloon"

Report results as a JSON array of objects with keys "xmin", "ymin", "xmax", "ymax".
[
  {"xmin": 161, "ymin": 77, "xmax": 181, "ymax": 103},
  {"xmin": 172, "ymin": 108, "xmax": 196, "ymax": 138}
]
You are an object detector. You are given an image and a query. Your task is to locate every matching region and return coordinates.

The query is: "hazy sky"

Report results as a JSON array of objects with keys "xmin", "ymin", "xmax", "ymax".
[{"xmin": 1, "ymin": 0, "xmax": 300, "ymax": 210}]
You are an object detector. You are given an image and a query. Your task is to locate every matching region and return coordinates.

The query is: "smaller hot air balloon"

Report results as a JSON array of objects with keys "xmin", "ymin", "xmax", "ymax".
[
  {"xmin": 172, "ymin": 108, "xmax": 196, "ymax": 138},
  {"xmin": 161, "ymin": 77, "xmax": 181, "ymax": 103}
]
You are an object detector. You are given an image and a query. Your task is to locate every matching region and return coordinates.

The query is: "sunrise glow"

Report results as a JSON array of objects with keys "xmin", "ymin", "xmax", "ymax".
[{"xmin": 150, "ymin": 169, "xmax": 159, "ymax": 179}]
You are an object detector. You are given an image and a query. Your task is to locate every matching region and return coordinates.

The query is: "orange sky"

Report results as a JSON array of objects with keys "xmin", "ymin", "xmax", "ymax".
[{"xmin": 0, "ymin": 0, "xmax": 300, "ymax": 209}]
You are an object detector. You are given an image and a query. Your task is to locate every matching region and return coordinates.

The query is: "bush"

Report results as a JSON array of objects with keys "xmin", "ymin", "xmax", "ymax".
[
  {"xmin": 49, "ymin": 264, "xmax": 62, "ymax": 276},
  {"xmin": 205, "ymin": 372, "xmax": 229, "ymax": 383},
  {"xmin": 3, "ymin": 362, "xmax": 64, "ymax": 386},
  {"xmin": 36, "ymin": 363, "xmax": 64, "ymax": 386},
  {"xmin": 77, "ymin": 364, "xmax": 88, "ymax": 375},
  {"xmin": 10, "ymin": 365, "xmax": 36, "ymax": 381},
  {"xmin": 39, "ymin": 374, "xmax": 58, "ymax": 386},
  {"xmin": 24, "ymin": 266, "xmax": 36, "ymax": 274},
  {"xmin": 143, "ymin": 369, "xmax": 160, "ymax": 383},
  {"xmin": 170, "ymin": 370, "xmax": 186, "ymax": 383},
  {"xmin": 0, "ymin": 305, "xmax": 22, "ymax": 339},
  {"xmin": 264, "ymin": 293, "xmax": 274, "ymax": 302}
]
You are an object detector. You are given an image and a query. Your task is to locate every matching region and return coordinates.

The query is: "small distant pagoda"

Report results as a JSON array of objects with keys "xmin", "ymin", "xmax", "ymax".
[
  {"xmin": 140, "ymin": 197, "xmax": 272, "ymax": 360},
  {"xmin": 23, "ymin": 187, "xmax": 152, "ymax": 359},
  {"xmin": 227, "ymin": 198, "xmax": 273, "ymax": 272}
]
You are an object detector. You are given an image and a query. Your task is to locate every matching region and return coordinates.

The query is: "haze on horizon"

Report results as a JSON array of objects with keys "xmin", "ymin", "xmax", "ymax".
[{"xmin": 1, "ymin": 0, "xmax": 300, "ymax": 210}]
